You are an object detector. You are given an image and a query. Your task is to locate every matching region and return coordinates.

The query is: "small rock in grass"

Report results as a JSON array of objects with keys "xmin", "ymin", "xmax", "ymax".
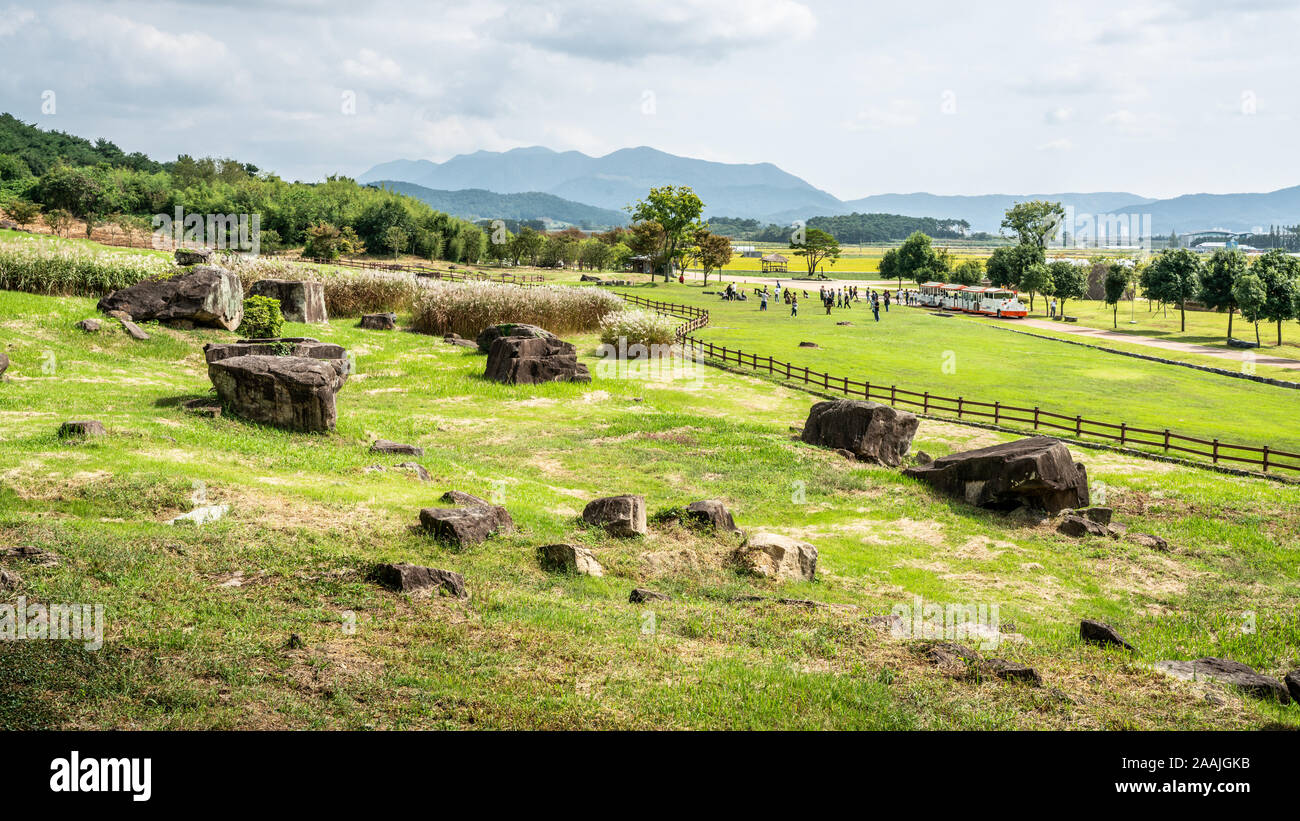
[
  {"xmin": 0, "ymin": 568, "xmax": 20, "ymax": 589},
  {"xmin": 1056, "ymin": 512, "xmax": 1112, "ymax": 539},
  {"xmin": 1153, "ymin": 658, "xmax": 1290, "ymax": 704},
  {"xmin": 979, "ymin": 658, "xmax": 1043, "ymax": 686},
  {"xmin": 359, "ymin": 312, "xmax": 397, "ymax": 330},
  {"xmin": 397, "ymin": 462, "xmax": 430, "ymax": 482},
  {"xmin": 1081, "ymin": 507, "xmax": 1113, "ymax": 525},
  {"xmin": 913, "ymin": 451, "xmax": 933, "ymax": 466},
  {"xmin": 372, "ymin": 562, "xmax": 468, "ymax": 598},
  {"xmin": 1080, "ymin": 619, "xmax": 1134, "ymax": 651},
  {"xmin": 1128, "ymin": 532, "xmax": 1170, "ymax": 551},
  {"xmin": 0, "ymin": 545, "xmax": 58, "ymax": 566},
  {"xmin": 370, "ymin": 439, "xmax": 424, "ymax": 456},
  {"xmin": 734, "ymin": 532, "xmax": 817, "ymax": 582},
  {"xmin": 0, "ymin": 352, "xmax": 7, "ymax": 378},
  {"xmin": 1286, "ymin": 670, "xmax": 1300, "ymax": 704},
  {"xmin": 683, "ymin": 499, "xmax": 739, "ymax": 533},
  {"xmin": 536, "ymin": 544, "xmax": 604, "ymax": 577},
  {"xmin": 75, "ymin": 318, "xmax": 102, "ymax": 332},
  {"xmin": 121, "ymin": 320, "xmax": 150, "ymax": 340},
  {"xmin": 58, "ymin": 420, "xmax": 106, "ymax": 438},
  {"xmin": 926, "ymin": 642, "xmax": 980, "ymax": 669},
  {"xmin": 440, "ymin": 490, "xmax": 492, "ymax": 507},
  {"xmin": 629, "ymin": 588, "xmax": 670, "ymax": 603},
  {"xmin": 582, "ymin": 495, "xmax": 647, "ymax": 537}
]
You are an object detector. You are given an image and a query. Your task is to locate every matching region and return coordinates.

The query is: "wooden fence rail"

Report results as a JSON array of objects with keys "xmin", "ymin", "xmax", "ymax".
[{"xmin": 616, "ymin": 291, "xmax": 1300, "ymax": 476}]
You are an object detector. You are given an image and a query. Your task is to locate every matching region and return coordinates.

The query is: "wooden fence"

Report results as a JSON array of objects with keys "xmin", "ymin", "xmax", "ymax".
[{"xmin": 617, "ymin": 292, "xmax": 1300, "ymax": 476}]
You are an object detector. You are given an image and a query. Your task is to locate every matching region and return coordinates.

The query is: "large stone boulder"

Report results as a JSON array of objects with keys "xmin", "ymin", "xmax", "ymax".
[
  {"xmin": 801, "ymin": 400, "xmax": 919, "ymax": 467},
  {"xmin": 903, "ymin": 436, "xmax": 1089, "ymax": 514},
  {"xmin": 58, "ymin": 420, "xmax": 106, "ymax": 438},
  {"xmin": 208, "ymin": 355, "xmax": 346, "ymax": 432},
  {"xmin": 484, "ymin": 335, "xmax": 590, "ymax": 385},
  {"xmin": 1153, "ymin": 658, "xmax": 1290, "ymax": 704},
  {"xmin": 174, "ymin": 247, "xmax": 214, "ymax": 266},
  {"xmin": 97, "ymin": 265, "xmax": 243, "ymax": 330},
  {"xmin": 734, "ymin": 532, "xmax": 817, "ymax": 582},
  {"xmin": 359, "ymin": 313, "xmax": 397, "ymax": 330},
  {"xmin": 476, "ymin": 323, "xmax": 557, "ymax": 354},
  {"xmin": 582, "ymin": 495, "xmax": 647, "ymax": 537},
  {"xmin": 249, "ymin": 279, "xmax": 328, "ymax": 323},
  {"xmin": 204, "ymin": 338, "xmax": 350, "ymax": 378},
  {"xmin": 537, "ymin": 544, "xmax": 605, "ymax": 577},
  {"xmin": 419, "ymin": 505, "xmax": 513, "ymax": 547}
]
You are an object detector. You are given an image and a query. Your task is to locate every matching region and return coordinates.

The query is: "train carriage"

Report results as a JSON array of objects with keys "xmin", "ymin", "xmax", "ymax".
[{"xmin": 972, "ymin": 287, "xmax": 1027, "ymax": 318}]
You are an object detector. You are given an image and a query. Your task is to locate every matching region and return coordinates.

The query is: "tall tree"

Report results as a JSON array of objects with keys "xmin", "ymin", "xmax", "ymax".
[
  {"xmin": 1019, "ymin": 263, "xmax": 1054, "ymax": 312},
  {"xmin": 1199, "ymin": 248, "xmax": 1247, "ymax": 340},
  {"xmin": 1103, "ymin": 263, "xmax": 1132, "ymax": 329},
  {"xmin": 1249, "ymin": 249, "xmax": 1300, "ymax": 346},
  {"xmin": 625, "ymin": 220, "xmax": 666, "ymax": 279},
  {"xmin": 1049, "ymin": 262, "xmax": 1088, "ymax": 319},
  {"xmin": 791, "ymin": 227, "xmax": 840, "ymax": 276},
  {"xmin": 1001, "ymin": 200, "xmax": 1066, "ymax": 248},
  {"xmin": 1144, "ymin": 248, "xmax": 1204, "ymax": 331},
  {"xmin": 878, "ymin": 247, "xmax": 901, "ymax": 288},
  {"xmin": 691, "ymin": 229, "xmax": 732, "ymax": 285},
  {"xmin": 627, "ymin": 185, "xmax": 704, "ymax": 281},
  {"xmin": 896, "ymin": 231, "xmax": 938, "ymax": 284},
  {"xmin": 985, "ymin": 243, "xmax": 1043, "ymax": 290},
  {"xmin": 1233, "ymin": 272, "xmax": 1267, "ymax": 346}
]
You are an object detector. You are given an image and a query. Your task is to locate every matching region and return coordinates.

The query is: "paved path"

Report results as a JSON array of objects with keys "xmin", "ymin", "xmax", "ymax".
[{"xmin": 1014, "ymin": 317, "xmax": 1300, "ymax": 371}]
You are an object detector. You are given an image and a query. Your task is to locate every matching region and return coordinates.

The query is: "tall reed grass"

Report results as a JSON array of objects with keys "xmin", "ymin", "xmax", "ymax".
[
  {"xmin": 0, "ymin": 237, "xmax": 172, "ymax": 296},
  {"xmin": 411, "ymin": 281, "xmax": 625, "ymax": 338},
  {"xmin": 599, "ymin": 308, "xmax": 680, "ymax": 349},
  {"xmin": 229, "ymin": 258, "xmax": 423, "ymax": 317}
]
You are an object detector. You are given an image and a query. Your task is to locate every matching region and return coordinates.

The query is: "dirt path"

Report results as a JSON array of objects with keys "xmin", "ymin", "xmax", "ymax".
[{"xmin": 1014, "ymin": 317, "xmax": 1300, "ymax": 371}]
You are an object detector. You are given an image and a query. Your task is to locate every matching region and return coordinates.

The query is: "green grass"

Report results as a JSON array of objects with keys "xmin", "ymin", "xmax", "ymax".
[
  {"xmin": 619, "ymin": 282, "xmax": 1300, "ymax": 461},
  {"xmin": 1, "ymin": 288, "xmax": 1298, "ymax": 729}
]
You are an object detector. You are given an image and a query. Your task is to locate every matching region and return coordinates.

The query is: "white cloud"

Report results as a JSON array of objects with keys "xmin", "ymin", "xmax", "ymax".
[
  {"xmin": 1044, "ymin": 107, "xmax": 1073, "ymax": 124},
  {"xmin": 843, "ymin": 100, "xmax": 920, "ymax": 132}
]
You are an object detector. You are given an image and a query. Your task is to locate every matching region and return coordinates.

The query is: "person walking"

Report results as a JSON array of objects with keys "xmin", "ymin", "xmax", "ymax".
[
  {"xmin": 884, "ymin": 291, "xmax": 891, "ymax": 312},
  {"xmin": 790, "ymin": 295, "xmax": 798, "ymax": 317},
  {"xmin": 872, "ymin": 298, "xmax": 880, "ymax": 322},
  {"xmin": 760, "ymin": 290, "xmax": 768, "ymax": 311}
]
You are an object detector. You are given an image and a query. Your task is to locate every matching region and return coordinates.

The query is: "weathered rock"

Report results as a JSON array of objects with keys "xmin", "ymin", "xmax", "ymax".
[
  {"xmin": 174, "ymin": 247, "xmax": 213, "ymax": 266},
  {"xmin": 1286, "ymin": 669, "xmax": 1300, "ymax": 704},
  {"xmin": 167, "ymin": 319, "xmax": 195, "ymax": 330},
  {"xmin": 476, "ymin": 323, "xmax": 557, "ymax": 354},
  {"xmin": 582, "ymin": 495, "xmax": 647, "ymax": 537},
  {"xmin": 370, "ymin": 439, "xmax": 424, "ymax": 456},
  {"xmin": 208, "ymin": 356, "xmax": 346, "ymax": 432},
  {"xmin": 98, "ymin": 265, "xmax": 243, "ymax": 330},
  {"xmin": 579, "ymin": 274, "xmax": 605, "ymax": 283},
  {"xmin": 1128, "ymin": 533, "xmax": 1170, "ymax": 551},
  {"xmin": 798, "ymin": 341, "xmax": 818, "ymax": 348},
  {"xmin": 801, "ymin": 400, "xmax": 919, "ymax": 467},
  {"xmin": 903, "ymin": 435, "xmax": 1089, "ymax": 514},
  {"xmin": 629, "ymin": 588, "xmax": 670, "ymax": 603},
  {"xmin": 121, "ymin": 319, "xmax": 150, "ymax": 340},
  {"xmin": 204, "ymin": 337, "xmax": 350, "ymax": 377},
  {"xmin": 735, "ymin": 532, "xmax": 817, "ymax": 582},
  {"xmin": 249, "ymin": 279, "xmax": 328, "ymax": 323},
  {"xmin": 1154, "ymin": 658, "xmax": 1290, "ymax": 704},
  {"xmin": 397, "ymin": 462, "xmax": 430, "ymax": 482},
  {"xmin": 836, "ymin": 321, "xmax": 853, "ymax": 326},
  {"xmin": 684, "ymin": 500, "xmax": 739, "ymax": 533},
  {"xmin": 914, "ymin": 451, "xmax": 933, "ymax": 466},
  {"xmin": 58, "ymin": 420, "xmax": 105, "ymax": 438},
  {"xmin": 419, "ymin": 505, "xmax": 513, "ymax": 547},
  {"xmin": 440, "ymin": 490, "xmax": 493, "ymax": 508},
  {"xmin": 927, "ymin": 642, "xmax": 980, "ymax": 668},
  {"xmin": 75, "ymin": 318, "xmax": 102, "ymax": 332},
  {"xmin": 446, "ymin": 337, "xmax": 477, "ymax": 348},
  {"xmin": 372, "ymin": 562, "xmax": 467, "ymax": 598},
  {"xmin": 484, "ymin": 335, "xmax": 590, "ymax": 385},
  {"xmin": 980, "ymin": 658, "xmax": 1043, "ymax": 686},
  {"xmin": 105, "ymin": 309, "xmax": 132, "ymax": 321},
  {"xmin": 1080, "ymin": 619, "xmax": 1134, "ymax": 651},
  {"xmin": 1056, "ymin": 512, "xmax": 1112, "ymax": 539},
  {"xmin": 0, "ymin": 545, "xmax": 58, "ymax": 566},
  {"xmin": 537, "ymin": 543, "xmax": 604, "ymax": 577},
  {"xmin": 1080, "ymin": 507, "xmax": 1113, "ymax": 525},
  {"xmin": 0, "ymin": 351, "xmax": 8, "ymax": 378},
  {"xmin": 359, "ymin": 312, "xmax": 397, "ymax": 330}
]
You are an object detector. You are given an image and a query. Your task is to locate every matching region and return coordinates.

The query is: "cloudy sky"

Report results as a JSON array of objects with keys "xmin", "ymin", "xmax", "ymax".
[{"xmin": 1, "ymin": 0, "xmax": 1296, "ymax": 199}]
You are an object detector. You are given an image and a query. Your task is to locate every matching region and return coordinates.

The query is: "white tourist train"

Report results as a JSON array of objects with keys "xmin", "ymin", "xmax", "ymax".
[{"xmin": 916, "ymin": 282, "xmax": 1027, "ymax": 318}]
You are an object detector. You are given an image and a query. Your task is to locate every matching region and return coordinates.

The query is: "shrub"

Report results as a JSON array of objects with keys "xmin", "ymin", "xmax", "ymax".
[
  {"xmin": 410, "ymin": 280, "xmax": 625, "ymax": 339},
  {"xmin": 239, "ymin": 294, "xmax": 284, "ymax": 339},
  {"xmin": 599, "ymin": 308, "xmax": 679, "ymax": 350}
]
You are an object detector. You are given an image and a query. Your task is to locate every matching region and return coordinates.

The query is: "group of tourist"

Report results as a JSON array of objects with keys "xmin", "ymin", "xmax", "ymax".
[{"xmin": 749, "ymin": 280, "xmax": 893, "ymax": 322}]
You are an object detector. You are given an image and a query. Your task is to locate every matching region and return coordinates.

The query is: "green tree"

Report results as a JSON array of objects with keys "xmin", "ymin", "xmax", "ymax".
[
  {"xmin": 1049, "ymin": 261, "xmax": 1088, "ymax": 319},
  {"xmin": 1019, "ymin": 263, "xmax": 1054, "ymax": 312},
  {"xmin": 1233, "ymin": 272, "xmax": 1267, "ymax": 346},
  {"xmin": 791, "ymin": 227, "xmax": 840, "ymax": 276},
  {"xmin": 1144, "ymin": 248, "xmax": 1204, "ymax": 331},
  {"xmin": 627, "ymin": 186, "xmax": 704, "ymax": 281},
  {"xmin": 383, "ymin": 225, "xmax": 410, "ymax": 260},
  {"xmin": 4, "ymin": 199, "xmax": 41, "ymax": 228},
  {"xmin": 985, "ymin": 243, "xmax": 1043, "ymax": 290},
  {"xmin": 1199, "ymin": 248, "xmax": 1247, "ymax": 340},
  {"xmin": 1249, "ymin": 249, "xmax": 1300, "ymax": 346},
  {"xmin": 1001, "ymin": 200, "xmax": 1066, "ymax": 248},
  {"xmin": 951, "ymin": 258, "xmax": 984, "ymax": 286},
  {"xmin": 510, "ymin": 226, "xmax": 544, "ymax": 266},
  {"xmin": 878, "ymin": 247, "xmax": 900, "ymax": 288},
  {"xmin": 691, "ymin": 229, "xmax": 732, "ymax": 285},
  {"xmin": 896, "ymin": 231, "xmax": 938, "ymax": 284},
  {"xmin": 1103, "ymin": 263, "xmax": 1132, "ymax": 329}
]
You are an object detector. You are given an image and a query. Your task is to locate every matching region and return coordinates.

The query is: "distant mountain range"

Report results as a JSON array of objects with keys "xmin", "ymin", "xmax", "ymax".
[
  {"xmin": 370, "ymin": 180, "xmax": 628, "ymax": 228},
  {"xmin": 359, "ymin": 146, "xmax": 1300, "ymax": 234}
]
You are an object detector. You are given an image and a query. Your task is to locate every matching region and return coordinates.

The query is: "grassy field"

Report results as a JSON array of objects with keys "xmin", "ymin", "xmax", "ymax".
[
  {"xmin": 616, "ymin": 282, "xmax": 1300, "ymax": 460},
  {"xmin": 1, "ymin": 288, "xmax": 1298, "ymax": 730}
]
